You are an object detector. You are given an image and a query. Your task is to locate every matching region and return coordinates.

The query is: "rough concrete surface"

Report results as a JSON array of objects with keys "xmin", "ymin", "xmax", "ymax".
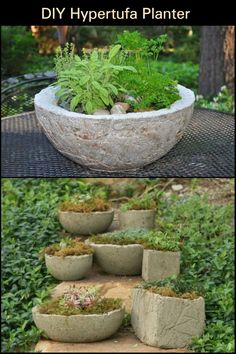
[
  {"xmin": 34, "ymin": 85, "xmax": 195, "ymax": 171},
  {"xmin": 142, "ymin": 250, "xmax": 180, "ymax": 281},
  {"xmin": 58, "ymin": 210, "xmax": 114, "ymax": 235},
  {"xmin": 89, "ymin": 243, "xmax": 144, "ymax": 275},
  {"xmin": 119, "ymin": 209, "xmax": 156, "ymax": 230},
  {"xmin": 131, "ymin": 288, "xmax": 205, "ymax": 348},
  {"xmin": 32, "ymin": 305, "xmax": 124, "ymax": 342},
  {"xmin": 45, "ymin": 254, "xmax": 93, "ymax": 281}
]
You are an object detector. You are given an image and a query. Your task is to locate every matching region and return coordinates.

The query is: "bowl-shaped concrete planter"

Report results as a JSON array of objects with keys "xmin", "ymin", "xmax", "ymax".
[
  {"xmin": 34, "ymin": 85, "xmax": 195, "ymax": 171},
  {"xmin": 131, "ymin": 288, "xmax": 205, "ymax": 348},
  {"xmin": 32, "ymin": 305, "xmax": 124, "ymax": 342},
  {"xmin": 142, "ymin": 249, "xmax": 180, "ymax": 281},
  {"xmin": 58, "ymin": 209, "xmax": 114, "ymax": 235},
  {"xmin": 89, "ymin": 242, "xmax": 143, "ymax": 275},
  {"xmin": 120, "ymin": 209, "xmax": 156, "ymax": 230},
  {"xmin": 45, "ymin": 254, "xmax": 93, "ymax": 280}
]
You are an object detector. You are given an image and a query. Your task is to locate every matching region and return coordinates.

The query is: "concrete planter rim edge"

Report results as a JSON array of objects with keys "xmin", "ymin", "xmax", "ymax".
[
  {"xmin": 45, "ymin": 254, "xmax": 93, "ymax": 259},
  {"xmin": 134, "ymin": 287, "xmax": 204, "ymax": 302},
  {"xmin": 58, "ymin": 209, "xmax": 114, "ymax": 215},
  {"xmin": 89, "ymin": 242, "xmax": 144, "ymax": 249},
  {"xmin": 34, "ymin": 84, "xmax": 195, "ymax": 120}
]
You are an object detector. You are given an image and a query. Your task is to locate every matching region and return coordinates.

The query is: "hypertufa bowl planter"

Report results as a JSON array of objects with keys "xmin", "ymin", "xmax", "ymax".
[
  {"xmin": 89, "ymin": 242, "xmax": 143, "ymax": 275},
  {"xmin": 34, "ymin": 85, "xmax": 195, "ymax": 171},
  {"xmin": 45, "ymin": 254, "xmax": 93, "ymax": 281},
  {"xmin": 142, "ymin": 249, "xmax": 180, "ymax": 281},
  {"xmin": 32, "ymin": 305, "xmax": 124, "ymax": 343},
  {"xmin": 120, "ymin": 209, "xmax": 156, "ymax": 230},
  {"xmin": 131, "ymin": 288, "xmax": 205, "ymax": 348},
  {"xmin": 58, "ymin": 209, "xmax": 114, "ymax": 235}
]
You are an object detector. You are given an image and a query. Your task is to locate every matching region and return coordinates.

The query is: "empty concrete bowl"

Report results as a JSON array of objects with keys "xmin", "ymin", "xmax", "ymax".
[
  {"xmin": 34, "ymin": 85, "xmax": 195, "ymax": 171},
  {"xmin": 45, "ymin": 254, "xmax": 93, "ymax": 280},
  {"xmin": 32, "ymin": 305, "xmax": 124, "ymax": 342},
  {"xmin": 58, "ymin": 209, "xmax": 114, "ymax": 235}
]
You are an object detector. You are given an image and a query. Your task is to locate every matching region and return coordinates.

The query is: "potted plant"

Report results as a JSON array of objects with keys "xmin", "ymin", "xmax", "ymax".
[
  {"xmin": 41, "ymin": 238, "xmax": 94, "ymax": 281},
  {"xmin": 88, "ymin": 229, "xmax": 146, "ymax": 275},
  {"xmin": 131, "ymin": 277, "xmax": 205, "ymax": 348},
  {"xmin": 34, "ymin": 31, "xmax": 195, "ymax": 171},
  {"xmin": 120, "ymin": 195, "xmax": 156, "ymax": 229},
  {"xmin": 58, "ymin": 196, "xmax": 114, "ymax": 235},
  {"xmin": 141, "ymin": 231, "xmax": 181, "ymax": 281},
  {"xmin": 32, "ymin": 285, "xmax": 124, "ymax": 342}
]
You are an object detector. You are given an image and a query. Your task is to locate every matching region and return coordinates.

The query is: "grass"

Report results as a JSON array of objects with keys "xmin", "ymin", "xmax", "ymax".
[
  {"xmin": 59, "ymin": 197, "xmax": 110, "ymax": 212},
  {"xmin": 41, "ymin": 238, "xmax": 94, "ymax": 257}
]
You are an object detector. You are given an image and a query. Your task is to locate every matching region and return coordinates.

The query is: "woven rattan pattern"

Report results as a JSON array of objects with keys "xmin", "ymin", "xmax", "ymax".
[{"xmin": 1, "ymin": 108, "xmax": 234, "ymax": 177}]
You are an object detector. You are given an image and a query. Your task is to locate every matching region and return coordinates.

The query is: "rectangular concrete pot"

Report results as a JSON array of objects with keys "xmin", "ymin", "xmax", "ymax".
[
  {"xmin": 131, "ymin": 288, "xmax": 205, "ymax": 348},
  {"xmin": 89, "ymin": 242, "xmax": 143, "ymax": 275},
  {"xmin": 32, "ymin": 305, "xmax": 124, "ymax": 342},
  {"xmin": 119, "ymin": 209, "xmax": 156, "ymax": 230},
  {"xmin": 142, "ymin": 249, "xmax": 180, "ymax": 281}
]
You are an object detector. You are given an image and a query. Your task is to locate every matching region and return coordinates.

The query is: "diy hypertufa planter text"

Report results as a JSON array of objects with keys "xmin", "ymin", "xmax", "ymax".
[{"xmin": 0, "ymin": 0, "xmax": 234, "ymax": 25}]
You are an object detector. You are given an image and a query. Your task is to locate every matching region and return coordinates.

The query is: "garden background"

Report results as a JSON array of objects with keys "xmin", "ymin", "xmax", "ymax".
[
  {"xmin": 1, "ymin": 178, "xmax": 234, "ymax": 353},
  {"xmin": 1, "ymin": 26, "xmax": 235, "ymax": 116}
]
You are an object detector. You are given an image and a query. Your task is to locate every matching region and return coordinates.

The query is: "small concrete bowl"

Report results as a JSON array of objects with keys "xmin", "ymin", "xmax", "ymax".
[{"xmin": 120, "ymin": 209, "xmax": 156, "ymax": 230}]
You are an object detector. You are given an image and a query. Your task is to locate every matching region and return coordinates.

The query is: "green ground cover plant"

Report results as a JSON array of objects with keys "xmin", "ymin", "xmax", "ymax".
[
  {"xmin": 1, "ymin": 178, "xmax": 234, "ymax": 352},
  {"xmin": 120, "ymin": 194, "xmax": 156, "ymax": 211}
]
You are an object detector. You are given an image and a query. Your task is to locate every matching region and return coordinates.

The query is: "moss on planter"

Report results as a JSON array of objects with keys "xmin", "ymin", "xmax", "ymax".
[
  {"xmin": 136, "ymin": 276, "xmax": 203, "ymax": 300},
  {"xmin": 90, "ymin": 229, "xmax": 181, "ymax": 252},
  {"xmin": 39, "ymin": 297, "xmax": 123, "ymax": 316},
  {"xmin": 42, "ymin": 238, "xmax": 94, "ymax": 257},
  {"xmin": 120, "ymin": 196, "xmax": 156, "ymax": 211},
  {"xmin": 59, "ymin": 197, "xmax": 110, "ymax": 213}
]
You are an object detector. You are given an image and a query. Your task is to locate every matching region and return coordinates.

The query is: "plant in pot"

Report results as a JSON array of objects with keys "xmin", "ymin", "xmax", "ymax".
[
  {"xmin": 34, "ymin": 31, "xmax": 195, "ymax": 171},
  {"xmin": 88, "ymin": 229, "xmax": 148, "ymax": 275},
  {"xmin": 58, "ymin": 195, "xmax": 114, "ymax": 235},
  {"xmin": 32, "ymin": 285, "xmax": 124, "ymax": 342},
  {"xmin": 40, "ymin": 237, "xmax": 94, "ymax": 281},
  {"xmin": 120, "ymin": 194, "xmax": 156, "ymax": 230},
  {"xmin": 141, "ymin": 230, "xmax": 181, "ymax": 281},
  {"xmin": 131, "ymin": 276, "xmax": 205, "ymax": 348}
]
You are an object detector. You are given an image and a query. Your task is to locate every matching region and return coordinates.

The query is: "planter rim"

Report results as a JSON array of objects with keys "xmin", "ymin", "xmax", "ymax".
[
  {"xmin": 120, "ymin": 209, "xmax": 156, "ymax": 212},
  {"xmin": 35, "ymin": 84, "xmax": 195, "ymax": 120},
  {"xmin": 32, "ymin": 305, "xmax": 124, "ymax": 317},
  {"xmin": 135, "ymin": 288, "xmax": 203, "ymax": 302},
  {"xmin": 89, "ymin": 241, "xmax": 143, "ymax": 248},
  {"xmin": 45, "ymin": 254, "xmax": 93, "ymax": 259},
  {"xmin": 143, "ymin": 249, "xmax": 181, "ymax": 254},
  {"xmin": 58, "ymin": 209, "xmax": 114, "ymax": 215}
]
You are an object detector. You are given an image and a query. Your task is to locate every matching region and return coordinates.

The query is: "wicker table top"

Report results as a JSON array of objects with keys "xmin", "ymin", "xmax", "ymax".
[{"xmin": 1, "ymin": 108, "xmax": 234, "ymax": 177}]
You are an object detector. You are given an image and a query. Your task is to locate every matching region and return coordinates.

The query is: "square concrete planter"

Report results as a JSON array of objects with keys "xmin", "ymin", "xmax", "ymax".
[
  {"xmin": 142, "ymin": 249, "xmax": 180, "ymax": 281},
  {"xmin": 89, "ymin": 242, "xmax": 143, "ymax": 275},
  {"xmin": 58, "ymin": 209, "xmax": 114, "ymax": 235},
  {"xmin": 131, "ymin": 288, "xmax": 205, "ymax": 348},
  {"xmin": 120, "ymin": 209, "xmax": 156, "ymax": 230},
  {"xmin": 32, "ymin": 305, "xmax": 124, "ymax": 342},
  {"xmin": 45, "ymin": 254, "xmax": 93, "ymax": 281},
  {"xmin": 34, "ymin": 85, "xmax": 195, "ymax": 171}
]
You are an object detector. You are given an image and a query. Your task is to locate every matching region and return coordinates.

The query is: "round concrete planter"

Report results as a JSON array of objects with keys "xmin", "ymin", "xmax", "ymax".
[
  {"xmin": 131, "ymin": 288, "xmax": 205, "ymax": 348},
  {"xmin": 45, "ymin": 254, "xmax": 93, "ymax": 280},
  {"xmin": 58, "ymin": 209, "xmax": 114, "ymax": 235},
  {"xmin": 34, "ymin": 85, "xmax": 195, "ymax": 171},
  {"xmin": 89, "ymin": 242, "xmax": 143, "ymax": 275},
  {"xmin": 120, "ymin": 209, "xmax": 156, "ymax": 229},
  {"xmin": 32, "ymin": 305, "xmax": 124, "ymax": 342}
]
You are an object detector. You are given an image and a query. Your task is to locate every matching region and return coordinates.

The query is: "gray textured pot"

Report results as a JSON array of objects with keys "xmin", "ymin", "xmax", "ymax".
[
  {"xmin": 58, "ymin": 209, "xmax": 114, "ymax": 235},
  {"xmin": 32, "ymin": 305, "xmax": 124, "ymax": 342},
  {"xmin": 89, "ymin": 242, "xmax": 143, "ymax": 275},
  {"xmin": 131, "ymin": 288, "xmax": 205, "ymax": 348},
  {"xmin": 34, "ymin": 85, "xmax": 195, "ymax": 171},
  {"xmin": 142, "ymin": 249, "xmax": 180, "ymax": 281},
  {"xmin": 120, "ymin": 209, "xmax": 156, "ymax": 229},
  {"xmin": 45, "ymin": 254, "xmax": 93, "ymax": 280}
]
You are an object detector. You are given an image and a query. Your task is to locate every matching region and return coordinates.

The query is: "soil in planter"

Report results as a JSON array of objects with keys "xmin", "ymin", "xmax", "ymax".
[
  {"xmin": 41, "ymin": 238, "xmax": 94, "ymax": 258},
  {"xmin": 38, "ymin": 297, "xmax": 123, "ymax": 316},
  {"xmin": 59, "ymin": 197, "xmax": 110, "ymax": 213},
  {"xmin": 148, "ymin": 287, "xmax": 200, "ymax": 300}
]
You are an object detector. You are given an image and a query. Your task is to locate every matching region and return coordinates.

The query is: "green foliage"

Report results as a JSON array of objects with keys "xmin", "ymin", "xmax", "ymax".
[
  {"xmin": 156, "ymin": 194, "xmax": 234, "ymax": 352},
  {"xmin": 1, "ymin": 178, "xmax": 104, "ymax": 352},
  {"xmin": 54, "ymin": 44, "xmax": 136, "ymax": 113},
  {"xmin": 121, "ymin": 194, "xmax": 156, "ymax": 211},
  {"xmin": 195, "ymin": 86, "xmax": 235, "ymax": 113}
]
